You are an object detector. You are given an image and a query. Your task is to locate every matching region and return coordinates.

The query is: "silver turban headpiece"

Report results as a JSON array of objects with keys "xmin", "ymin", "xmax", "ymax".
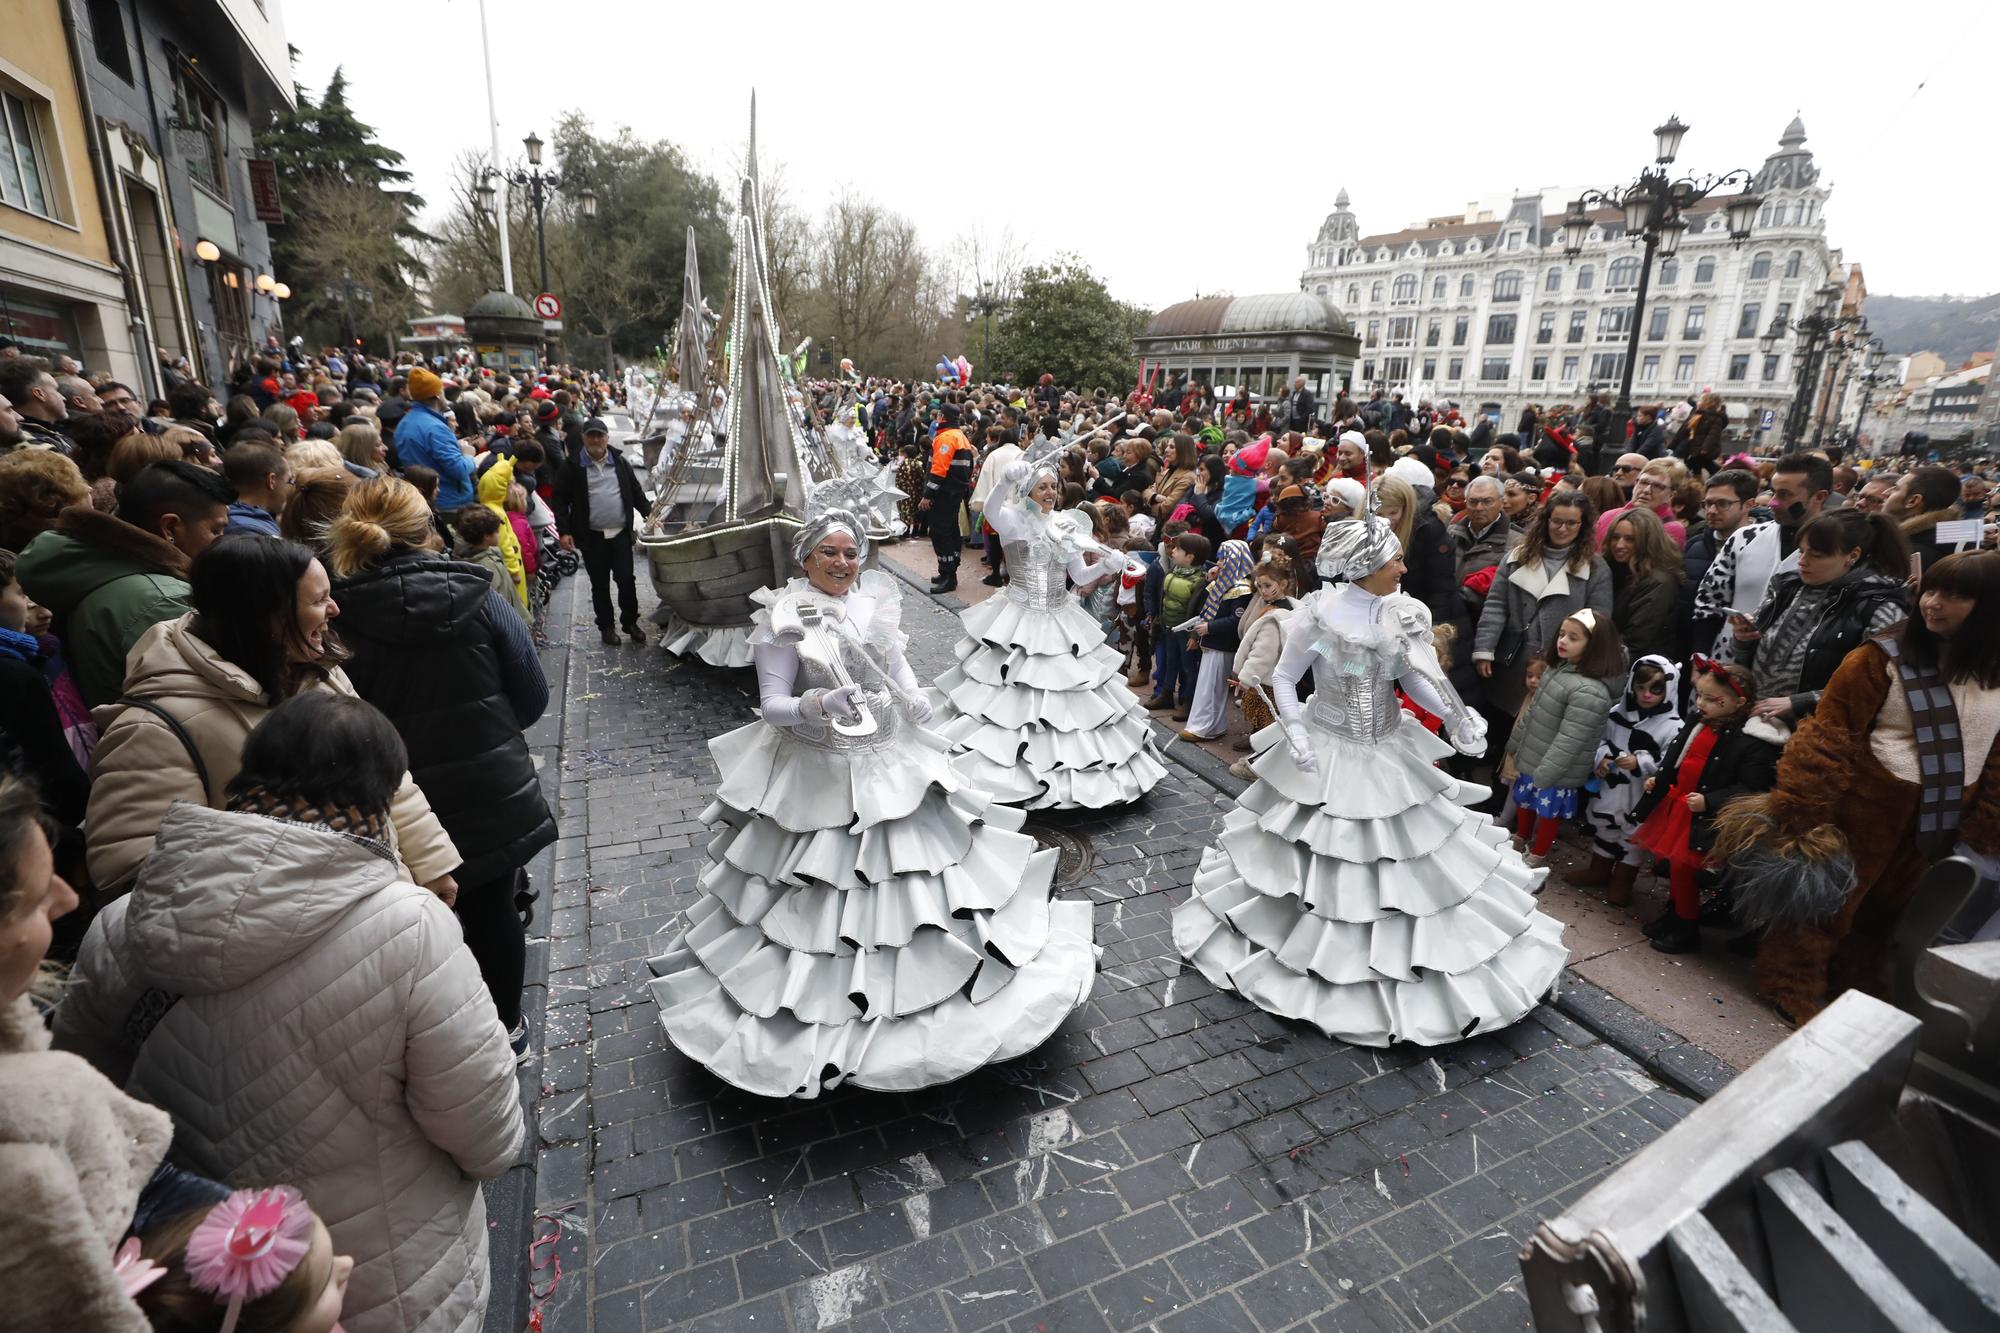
[
  {"xmin": 793, "ymin": 475, "xmax": 875, "ymax": 566},
  {"xmin": 1008, "ymin": 431, "xmax": 1069, "ymax": 505},
  {"xmin": 1315, "ymin": 450, "xmax": 1401, "ymax": 581}
]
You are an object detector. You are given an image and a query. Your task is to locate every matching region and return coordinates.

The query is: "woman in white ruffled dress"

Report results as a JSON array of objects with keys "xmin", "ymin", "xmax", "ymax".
[
  {"xmin": 934, "ymin": 443, "xmax": 1169, "ymax": 810},
  {"xmin": 1173, "ymin": 514, "xmax": 1566, "ymax": 1047},
  {"xmin": 647, "ymin": 482, "xmax": 1097, "ymax": 1098}
]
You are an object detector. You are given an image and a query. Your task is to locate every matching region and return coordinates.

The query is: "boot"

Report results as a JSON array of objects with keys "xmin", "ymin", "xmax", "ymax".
[
  {"xmin": 1604, "ymin": 860, "xmax": 1640, "ymax": 906},
  {"xmin": 1144, "ymin": 694, "xmax": 1177, "ymax": 710},
  {"xmin": 1564, "ymin": 854, "xmax": 1615, "ymax": 890},
  {"xmin": 981, "ymin": 570, "xmax": 1006, "ymax": 586},
  {"xmin": 1641, "ymin": 905, "xmax": 1678, "ymax": 940},
  {"xmin": 1649, "ymin": 913, "xmax": 1702, "ymax": 955},
  {"xmin": 929, "ymin": 557, "xmax": 958, "ymax": 593}
]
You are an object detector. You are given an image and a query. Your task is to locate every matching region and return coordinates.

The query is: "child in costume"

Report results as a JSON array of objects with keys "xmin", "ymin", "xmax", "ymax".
[
  {"xmin": 1571, "ymin": 655, "xmax": 1684, "ymax": 904},
  {"xmin": 1498, "ymin": 609, "xmax": 1625, "ymax": 866}
]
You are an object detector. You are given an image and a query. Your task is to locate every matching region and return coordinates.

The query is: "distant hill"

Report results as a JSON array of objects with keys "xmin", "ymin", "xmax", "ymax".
[{"xmin": 1863, "ymin": 293, "xmax": 2000, "ymax": 363}]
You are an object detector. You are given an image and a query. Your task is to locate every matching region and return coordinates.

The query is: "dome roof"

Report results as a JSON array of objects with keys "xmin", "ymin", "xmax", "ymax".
[
  {"xmin": 465, "ymin": 289, "xmax": 539, "ymax": 320},
  {"xmin": 1145, "ymin": 291, "xmax": 1352, "ymax": 339}
]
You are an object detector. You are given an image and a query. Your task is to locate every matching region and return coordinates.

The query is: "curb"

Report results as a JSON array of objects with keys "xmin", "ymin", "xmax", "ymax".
[{"xmin": 889, "ymin": 548, "xmax": 1738, "ymax": 1105}]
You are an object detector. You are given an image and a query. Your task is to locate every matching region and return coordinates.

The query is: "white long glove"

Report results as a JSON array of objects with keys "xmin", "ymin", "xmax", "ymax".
[
  {"xmin": 1284, "ymin": 721, "xmax": 1316, "ymax": 772},
  {"xmin": 1450, "ymin": 713, "xmax": 1489, "ymax": 757},
  {"xmin": 812, "ymin": 684, "xmax": 864, "ymax": 725},
  {"xmin": 904, "ymin": 693, "xmax": 934, "ymax": 724}
]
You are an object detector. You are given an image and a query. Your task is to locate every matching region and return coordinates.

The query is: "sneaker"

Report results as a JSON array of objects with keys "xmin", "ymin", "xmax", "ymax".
[{"xmin": 508, "ymin": 1021, "xmax": 532, "ymax": 1064}]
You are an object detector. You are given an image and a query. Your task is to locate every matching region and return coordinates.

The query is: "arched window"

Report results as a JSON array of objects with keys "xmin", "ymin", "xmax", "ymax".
[
  {"xmin": 1347, "ymin": 284, "xmax": 1360, "ymax": 304},
  {"xmin": 1545, "ymin": 268, "xmax": 1562, "ymax": 293},
  {"xmin": 1370, "ymin": 281, "xmax": 1384, "ymax": 302},
  {"xmin": 1694, "ymin": 257, "xmax": 1716, "ymax": 284},
  {"xmin": 1576, "ymin": 265, "xmax": 1594, "ymax": 291},
  {"xmin": 1607, "ymin": 257, "xmax": 1641, "ymax": 290},
  {"xmin": 1793, "ymin": 201, "xmax": 1807, "ymax": 225},
  {"xmin": 1391, "ymin": 274, "xmax": 1418, "ymax": 301},
  {"xmin": 1493, "ymin": 271, "xmax": 1522, "ymax": 301},
  {"xmin": 1315, "ymin": 284, "xmax": 1328, "ymax": 296},
  {"xmin": 1658, "ymin": 258, "xmax": 1679, "ymax": 286},
  {"xmin": 1784, "ymin": 250, "xmax": 1802, "ymax": 279},
  {"xmin": 1433, "ymin": 276, "xmax": 1447, "ymax": 299},
  {"xmin": 1459, "ymin": 274, "xmax": 1475, "ymax": 297},
  {"xmin": 1749, "ymin": 251, "xmax": 1772, "ymax": 280}
]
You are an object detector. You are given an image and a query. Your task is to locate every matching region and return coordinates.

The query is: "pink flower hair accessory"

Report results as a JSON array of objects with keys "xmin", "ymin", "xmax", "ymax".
[
  {"xmin": 112, "ymin": 1236, "xmax": 168, "ymax": 1299},
  {"xmin": 185, "ymin": 1186, "xmax": 315, "ymax": 1333}
]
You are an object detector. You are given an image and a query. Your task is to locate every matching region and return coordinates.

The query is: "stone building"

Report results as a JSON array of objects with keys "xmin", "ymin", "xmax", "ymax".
[
  {"xmin": 1132, "ymin": 292, "xmax": 1360, "ymax": 406},
  {"xmin": 1300, "ymin": 119, "xmax": 1845, "ymax": 439}
]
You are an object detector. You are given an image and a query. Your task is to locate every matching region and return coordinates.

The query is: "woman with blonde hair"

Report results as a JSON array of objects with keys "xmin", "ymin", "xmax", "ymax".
[
  {"xmin": 279, "ymin": 465, "xmax": 356, "ymax": 556},
  {"xmin": 285, "ymin": 438, "xmax": 343, "ymax": 473},
  {"xmin": 1597, "ymin": 456, "xmax": 1689, "ymax": 548},
  {"xmin": 260, "ymin": 401, "xmax": 301, "ymax": 444},
  {"xmin": 326, "ymin": 477, "xmax": 554, "ymax": 1053},
  {"xmin": 1371, "ymin": 472, "xmax": 1456, "ymax": 626},
  {"xmin": 334, "ymin": 421, "xmax": 388, "ymax": 479}
]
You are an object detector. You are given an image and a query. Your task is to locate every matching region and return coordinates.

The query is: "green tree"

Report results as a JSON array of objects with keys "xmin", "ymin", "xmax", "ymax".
[
  {"xmin": 255, "ymin": 67, "xmax": 425, "ymax": 350},
  {"xmin": 987, "ymin": 257, "xmax": 1149, "ymax": 392}
]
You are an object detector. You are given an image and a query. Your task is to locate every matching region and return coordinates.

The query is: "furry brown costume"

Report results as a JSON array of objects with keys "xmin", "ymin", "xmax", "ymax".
[{"xmin": 1715, "ymin": 643, "xmax": 2000, "ymax": 1024}]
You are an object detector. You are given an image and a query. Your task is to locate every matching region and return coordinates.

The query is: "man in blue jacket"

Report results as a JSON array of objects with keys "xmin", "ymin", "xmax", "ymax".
[{"xmin": 393, "ymin": 367, "xmax": 476, "ymax": 510}]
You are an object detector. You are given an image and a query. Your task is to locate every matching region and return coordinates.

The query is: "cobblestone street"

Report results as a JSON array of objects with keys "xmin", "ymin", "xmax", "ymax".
[{"xmin": 520, "ymin": 559, "xmax": 1708, "ymax": 1333}]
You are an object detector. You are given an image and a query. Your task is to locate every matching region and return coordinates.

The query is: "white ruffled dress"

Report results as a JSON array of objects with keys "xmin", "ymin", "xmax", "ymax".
[
  {"xmin": 648, "ymin": 571, "xmax": 1097, "ymax": 1097},
  {"xmin": 1172, "ymin": 585, "xmax": 1566, "ymax": 1047},
  {"xmin": 935, "ymin": 502, "xmax": 1168, "ymax": 810}
]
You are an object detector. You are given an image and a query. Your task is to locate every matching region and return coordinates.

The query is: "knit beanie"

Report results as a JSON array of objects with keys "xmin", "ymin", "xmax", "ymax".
[{"xmin": 407, "ymin": 367, "xmax": 444, "ymax": 401}]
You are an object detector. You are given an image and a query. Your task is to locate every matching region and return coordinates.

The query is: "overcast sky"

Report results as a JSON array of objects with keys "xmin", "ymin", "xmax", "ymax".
[{"xmin": 284, "ymin": 0, "xmax": 1999, "ymax": 313}]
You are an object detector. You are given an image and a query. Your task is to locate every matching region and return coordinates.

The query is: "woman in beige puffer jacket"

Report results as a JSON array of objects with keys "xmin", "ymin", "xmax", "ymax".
[
  {"xmin": 84, "ymin": 535, "xmax": 459, "ymax": 897},
  {"xmin": 56, "ymin": 692, "xmax": 525, "ymax": 1333}
]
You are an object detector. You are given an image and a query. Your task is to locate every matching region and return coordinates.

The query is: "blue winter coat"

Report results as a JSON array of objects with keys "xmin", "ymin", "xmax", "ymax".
[{"xmin": 393, "ymin": 403, "xmax": 477, "ymax": 511}]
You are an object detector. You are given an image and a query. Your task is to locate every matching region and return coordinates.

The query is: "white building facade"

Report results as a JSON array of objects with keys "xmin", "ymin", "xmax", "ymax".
[{"xmin": 1301, "ymin": 119, "xmax": 1842, "ymax": 441}]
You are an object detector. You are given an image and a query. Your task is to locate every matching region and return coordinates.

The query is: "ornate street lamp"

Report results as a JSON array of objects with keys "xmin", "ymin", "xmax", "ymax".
[
  {"xmin": 1768, "ymin": 287, "xmax": 1866, "ymax": 449},
  {"xmin": 1563, "ymin": 117, "xmax": 1758, "ymax": 467},
  {"xmin": 485, "ymin": 131, "xmax": 595, "ymax": 298}
]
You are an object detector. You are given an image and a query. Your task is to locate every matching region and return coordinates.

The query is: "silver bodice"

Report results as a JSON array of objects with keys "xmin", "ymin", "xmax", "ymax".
[
  {"xmin": 1003, "ymin": 539, "xmax": 1070, "ymax": 610},
  {"xmin": 786, "ymin": 632, "xmax": 903, "ymax": 754},
  {"xmin": 1306, "ymin": 651, "xmax": 1405, "ymax": 744}
]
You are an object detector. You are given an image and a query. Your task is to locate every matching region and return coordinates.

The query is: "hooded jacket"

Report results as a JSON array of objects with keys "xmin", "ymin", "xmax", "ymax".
[
  {"xmin": 15, "ymin": 507, "xmax": 192, "ymax": 707},
  {"xmin": 334, "ymin": 551, "xmax": 555, "ymax": 886},
  {"xmin": 1506, "ymin": 659, "xmax": 1620, "ymax": 790},
  {"xmin": 473, "ymin": 453, "xmax": 528, "ymax": 607},
  {"xmin": 1589, "ymin": 655, "xmax": 1684, "ymax": 824},
  {"xmin": 0, "ymin": 995, "xmax": 172, "ymax": 1333},
  {"xmin": 55, "ymin": 803, "xmax": 526, "ymax": 1333},
  {"xmin": 83, "ymin": 614, "xmax": 460, "ymax": 895}
]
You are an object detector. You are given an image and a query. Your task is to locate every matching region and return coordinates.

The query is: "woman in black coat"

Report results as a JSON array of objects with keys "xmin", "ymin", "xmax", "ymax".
[
  {"xmin": 1375, "ymin": 473, "xmax": 1457, "ymax": 628},
  {"xmin": 327, "ymin": 476, "xmax": 556, "ymax": 1047}
]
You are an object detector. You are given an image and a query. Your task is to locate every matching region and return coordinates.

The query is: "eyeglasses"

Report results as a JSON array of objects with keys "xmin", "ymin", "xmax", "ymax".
[
  {"xmin": 1701, "ymin": 497, "xmax": 1742, "ymax": 510},
  {"xmin": 1613, "ymin": 464, "xmax": 1641, "ymax": 476}
]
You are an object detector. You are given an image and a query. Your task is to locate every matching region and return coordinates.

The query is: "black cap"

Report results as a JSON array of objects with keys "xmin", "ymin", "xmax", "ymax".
[
  {"xmin": 940, "ymin": 404, "xmax": 961, "ymax": 424},
  {"xmin": 583, "ymin": 417, "xmax": 609, "ymax": 435}
]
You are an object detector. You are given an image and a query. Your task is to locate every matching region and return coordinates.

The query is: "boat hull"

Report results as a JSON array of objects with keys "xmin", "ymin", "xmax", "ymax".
[{"xmin": 640, "ymin": 516, "xmax": 798, "ymax": 628}]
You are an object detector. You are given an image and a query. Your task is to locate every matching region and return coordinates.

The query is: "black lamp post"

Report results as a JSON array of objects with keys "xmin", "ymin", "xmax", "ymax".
[
  {"xmin": 969, "ymin": 281, "xmax": 1004, "ymax": 377},
  {"xmin": 478, "ymin": 131, "xmax": 599, "ymax": 297},
  {"xmin": 1847, "ymin": 337, "xmax": 1888, "ymax": 457},
  {"xmin": 1561, "ymin": 116, "xmax": 1760, "ymax": 467},
  {"xmin": 1761, "ymin": 282, "xmax": 1862, "ymax": 449}
]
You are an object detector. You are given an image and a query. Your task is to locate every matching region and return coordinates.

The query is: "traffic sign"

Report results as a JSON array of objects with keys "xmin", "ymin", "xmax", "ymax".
[
  {"xmin": 1759, "ymin": 408, "xmax": 1776, "ymax": 429},
  {"xmin": 533, "ymin": 292, "xmax": 563, "ymax": 320}
]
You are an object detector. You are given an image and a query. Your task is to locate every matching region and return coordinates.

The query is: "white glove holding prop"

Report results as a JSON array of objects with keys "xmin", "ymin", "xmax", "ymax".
[
  {"xmin": 1284, "ymin": 722, "xmax": 1316, "ymax": 772},
  {"xmin": 1451, "ymin": 715, "xmax": 1489, "ymax": 757},
  {"xmin": 811, "ymin": 683, "xmax": 865, "ymax": 725},
  {"xmin": 904, "ymin": 692, "xmax": 934, "ymax": 724}
]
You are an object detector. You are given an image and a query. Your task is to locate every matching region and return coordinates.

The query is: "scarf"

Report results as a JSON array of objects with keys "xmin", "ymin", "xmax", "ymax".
[
  {"xmin": 1875, "ymin": 632, "xmax": 1964, "ymax": 858},
  {"xmin": 223, "ymin": 785, "xmax": 393, "ymax": 848},
  {"xmin": 0, "ymin": 625, "xmax": 38, "ymax": 663}
]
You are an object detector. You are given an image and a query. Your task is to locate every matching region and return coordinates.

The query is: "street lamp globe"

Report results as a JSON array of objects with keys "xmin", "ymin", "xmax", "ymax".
[
  {"xmin": 194, "ymin": 238, "xmax": 221, "ymax": 263},
  {"xmin": 1657, "ymin": 218, "xmax": 1688, "ymax": 257},
  {"xmin": 1760, "ymin": 316, "xmax": 1785, "ymax": 354},
  {"xmin": 1561, "ymin": 203, "xmax": 1591, "ymax": 258},
  {"xmin": 1723, "ymin": 189, "xmax": 1761, "ymax": 242},
  {"xmin": 1621, "ymin": 192, "xmax": 1653, "ymax": 237},
  {"xmin": 579, "ymin": 187, "xmax": 599, "ymax": 219},
  {"xmin": 1652, "ymin": 115, "xmax": 1689, "ymax": 166},
  {"xmin": 523, "ymin": 131, "xmax": 543, "ymax": 166},
  {"xmin": 256, "ymin": 273, "xmax": 274, "ymax": 292},
  {"xmin": 476, "ymin": 176, "xmax": 497, "ymax": 215},
  {"xmin": 272, "ymin": 283, "xmax": 291, "ymax": 300}
]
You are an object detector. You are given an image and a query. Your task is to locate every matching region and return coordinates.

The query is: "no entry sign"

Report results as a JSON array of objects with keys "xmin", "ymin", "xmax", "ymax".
[{"xmin": 534, "ymin": 292, "xmax": 563, "ymax": 320}]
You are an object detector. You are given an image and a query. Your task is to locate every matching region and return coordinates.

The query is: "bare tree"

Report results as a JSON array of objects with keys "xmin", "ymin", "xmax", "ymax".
[
  {"xmin": 287, "ymin": 177, "xmax": 420, "ymax": 346},
  {"xmin": 949, "ymin": 224, "xmax": 1031, "ymax": 306}
]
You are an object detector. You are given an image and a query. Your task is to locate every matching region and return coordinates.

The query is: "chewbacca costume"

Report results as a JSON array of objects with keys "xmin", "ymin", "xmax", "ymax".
[{"xmin": 1722, "ymin": 642, "xmax": 2000, "ymax": 1024}]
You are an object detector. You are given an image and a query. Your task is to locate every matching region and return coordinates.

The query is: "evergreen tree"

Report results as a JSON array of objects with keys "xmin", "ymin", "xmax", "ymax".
[{"xmin": 988, "ymin": 258, "xmax": 1149, "ymax": 392}]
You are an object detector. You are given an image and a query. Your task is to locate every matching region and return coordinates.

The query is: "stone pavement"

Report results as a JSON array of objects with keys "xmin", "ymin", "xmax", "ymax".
[{"xmin": 517, "ymin": 556, "xmax": 1711, "ymax": 1333}]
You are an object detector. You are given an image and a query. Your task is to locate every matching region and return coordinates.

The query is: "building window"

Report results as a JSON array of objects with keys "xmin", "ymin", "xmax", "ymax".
[
  {"xmin": 1561, "ymin": 355, "xmax": 1580, "ymax": 381},
  {"xmin": 1647, "ymin": 306, "xmax": 1670, "ymax": 341},
  {"xmin": 1675, "ymin": 354, "xmax": 1697, "ymax": 380},
  {"xmin": 1460, "ymin": 274, "xmax": 1475, "ymax": 297},
  {"xmin": 87, "ymin": 0, "xmax": 135, "ymax": 82},
  {"xmin": 1347, "ymin": 285, "xmax": 1360, "ymax": 304},
  {"xmin": 1481, "ymin": 358, "xmax": 1511, "ymax": 381},
  {"xmin": 1315, "ymin": 284, "xmax": 1328, "ymax": 296},
  {"xmin": 1735, "ymin": 302, "xmax": 1761, "ymax": 339},
  {"xmin": 1774, "ymin": 301, "xmax": 1792, "ymax": 325},
  {"xmin": 1762, "ymin": 354, "xmax": 1780, "ymax": 382},
  {"xmin": 1590, "ymin": 352, "xmax": 1625, "ymax": 382},
  {"xmin": 1658, "ymin": 258, "xmax": 1679, "ymax": 286},
  {"xmin": 1388, "ymin": 316, "xmax": 1414, "ymax": 341},
  {"xmin": 1640, "ymin": 354, "xmax": 1660, "ymax": 382},
  {"xmin": 1493, "ymin": 271, "xmax": 1522, "ymax": 302},
  {"xmin": 0, "ymin": 89, "xmax": 61, "ymax": 220},
  {"xmin": 1422, "ymin": 358, "xmax": 1437, "ymax": 380},
  {"xmin": 172, "ymin": 60, "xmax": 229, "ymax": 199},
  {"xmin": 1576, "ymin": 265, "xmax": 1594, "ymax": 291},
  {"xmin": 1784, "ymin": 250, "xmax": 1802, "ymax": 279},
  {"xmin": 1536, "ymin": 312, "xmax": 1555, "ymax": 344},
  {"xmin": 1448, "ymin": 357, "xmax": 1463, "ymax": 380},
  {"xmin": 1607, "ymin": 257, "xmax": 1641, "ymax": 290},
  {"xmin": 1694, "ymin": 257, "xmax": 1715, "ymax": 284},
  {"xmin": 1727, "ymin": 353, "xmax": 1749, "ymax": 381},
  {"xmin": 1545, "ymin": 268, "xmax": 1562, "ymax": 293},
  {"xmin": 1749, "ymin": 251, "xmax": 1772, "ymax": 280},
  {"xmin": 1598, "ymin": 307, "xmax": 1632, "ymax": 339},
  {"xmin": 1362, "ymin": 361, "xmax": 1375, "ymax": 383},
  {"xmin": 1567, "ymin": 311, "xmax": 1586, "ymax": 344},
  {"xmin": 1486, "ymin": 314, "xmax": 1517, "ymax": 343},
  {"xmin": 1506, "ymin": 231, "xmax": 1522, "ymax": 251},
  {"xmin": 1425, "ymin": 320, "xmax": 1440, "ymax": 347},
  {"xmin": 1391, "ymin": 274, "xmax": 1418, "ymax": 302},
  {"xmin": 1452, "ymin": 316, "xmax": 1468, "ymax": 346},
  {"xmin": 1530, "ymin": 356, "xmax": 1548, "ymax": 381},
  {"xmin": 1432, "ymin": 275, "xmax": 1447, "ymax": 300},
  {"xmin": 1366, "ymin": 319, "xmax": 1379, "ymax": 346},
  {"xmin": 1383, "ymin": 356, "xmax": 1410, "ymax": 382},
  {"xmin": 1684, "ymin": 304, "xmax": 1706, "ymax": 338},
  {"xmin": 1370, "ymin": 281, "xmax": 1384, "ymax": 302},
  {"xmin": 206, "ymin": 257, "xmax": 252, "ymax": 351}
]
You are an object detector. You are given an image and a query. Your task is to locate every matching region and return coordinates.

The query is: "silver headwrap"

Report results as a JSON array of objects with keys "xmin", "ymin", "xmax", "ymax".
[
  {"xmin": 1006, "ymin": 432, "xmax": 1069, "ymax": 509},
  {"xmin": 1315, "ymin": 447, "xmax": 1401, "ymax": 581},
  {"xmin": 793, "ymin": 475, "xmax": 875, "ymax": 566}
]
